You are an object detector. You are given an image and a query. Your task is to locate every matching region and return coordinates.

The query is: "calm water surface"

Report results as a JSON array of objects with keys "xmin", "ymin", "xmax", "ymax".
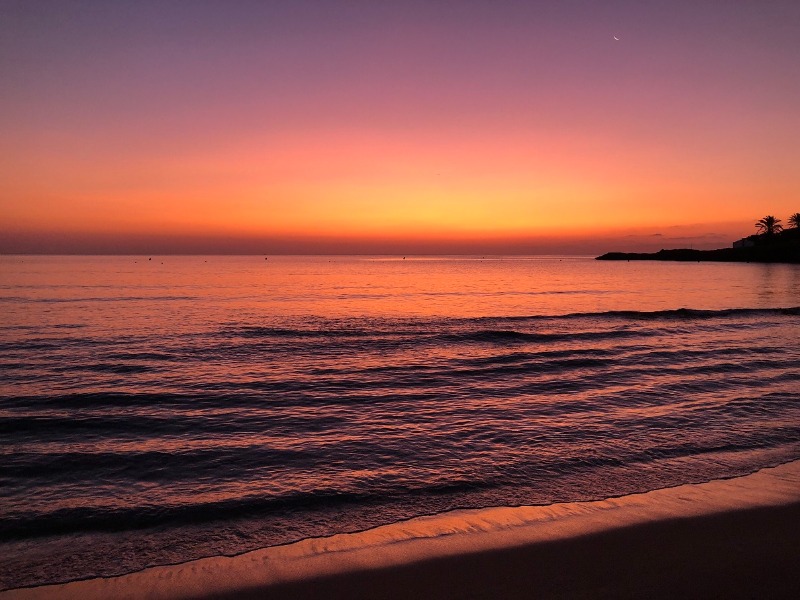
[{"xmin": 1, "ymin": 256, "xmax": 799, "ymax": 589}]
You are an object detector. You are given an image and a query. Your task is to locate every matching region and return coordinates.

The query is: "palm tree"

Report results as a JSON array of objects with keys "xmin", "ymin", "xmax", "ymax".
[
  {"xmin": 789, "ymin": 213, "xmax": 800, "ymax": 229},
  {"xmin": 755, "ymin": 215, "xmax": 783, "ymax": 236}
]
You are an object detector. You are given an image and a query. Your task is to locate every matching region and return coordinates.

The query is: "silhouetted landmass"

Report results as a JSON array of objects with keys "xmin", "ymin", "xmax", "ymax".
[{"xmin": 597, "ymin": 228, "xmax": 800, "ymax": 264}]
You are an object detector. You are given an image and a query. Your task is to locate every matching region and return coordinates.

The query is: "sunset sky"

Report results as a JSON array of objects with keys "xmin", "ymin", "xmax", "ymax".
[{"xmin": 2, "ymin": 0, "xmax": 798, "ymax": 254}]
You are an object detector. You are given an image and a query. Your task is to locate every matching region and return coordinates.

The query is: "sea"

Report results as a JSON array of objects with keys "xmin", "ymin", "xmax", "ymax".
[{"xmin": 1, "ymin": 255, "xmax": 799, "ymax": 590}]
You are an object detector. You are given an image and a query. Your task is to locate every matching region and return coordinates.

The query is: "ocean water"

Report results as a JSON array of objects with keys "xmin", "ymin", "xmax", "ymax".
[{"xmin": 1, "ymin": 255, "xmax": 799, "ymax": 590}]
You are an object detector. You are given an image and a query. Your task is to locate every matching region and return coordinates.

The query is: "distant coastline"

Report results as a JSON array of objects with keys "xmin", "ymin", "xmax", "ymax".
[{"xmin": 597, "ymin": 227, "xmax": 800, "ymax": 264}]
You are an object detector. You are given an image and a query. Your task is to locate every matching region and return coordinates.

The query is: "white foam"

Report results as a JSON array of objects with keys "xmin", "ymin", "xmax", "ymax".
[{"xmin": 4, "ymin": 460, "xmax": 800, "ymax": 600}]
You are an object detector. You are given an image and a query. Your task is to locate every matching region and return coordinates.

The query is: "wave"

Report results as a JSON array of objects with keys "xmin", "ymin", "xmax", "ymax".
[
  {"xmin": 570, "ymin": 306, "xmax": 800, "ymax": 320},
  {"xmin": 474, "ymin": 306, "xmax": 800, "ymax": 322},
  {"xmin": 236, "ymin": 326, "xmax": 379, "ymax": 339},
  {"xmin": 218, "ymin": 306, "xmax": 800, "ymax": 342},
  {"xmin": 3, "ymin": 425, "xmax": 798, "ymax": 542},
  {"xmin": 0, "ymin": 488, "xmax": 381, "ymax": 540},
  {"xmin": 446, "ymin": 329, "xmax": 642, "ymax": 344}
]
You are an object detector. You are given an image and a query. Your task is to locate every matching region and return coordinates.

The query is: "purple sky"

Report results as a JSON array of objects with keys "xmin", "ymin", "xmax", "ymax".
[{"xmin": 2, "ymin": 1, "xmax": 799, "ymax": 253}]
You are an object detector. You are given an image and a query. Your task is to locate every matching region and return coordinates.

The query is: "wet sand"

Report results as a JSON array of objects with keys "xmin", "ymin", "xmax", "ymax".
[{"xmin": 4, "ymin": 460, "xmax": 800, "ymax": 600}]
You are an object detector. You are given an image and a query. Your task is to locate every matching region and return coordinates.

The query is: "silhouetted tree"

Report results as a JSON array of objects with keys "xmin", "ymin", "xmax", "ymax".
[
  {"xmin": 755, "ymin": 215, "xmax": 783, "ymax": 236},
  {"xmin": 789, "ymin": 213, "xmax": 800, "ymax": 229}
]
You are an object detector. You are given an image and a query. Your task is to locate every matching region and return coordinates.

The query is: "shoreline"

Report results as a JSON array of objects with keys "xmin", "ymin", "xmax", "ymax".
[
  {"xmin": 3, "ymin": 460, "xmax": 800, "ymax": 599},
  {"xmin": 596, "ymin": 246, "xmax": 800, "ymax": 264}
]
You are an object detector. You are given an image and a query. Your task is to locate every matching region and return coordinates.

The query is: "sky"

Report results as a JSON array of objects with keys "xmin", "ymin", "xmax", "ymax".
[{"xmin": 1, "ymin": 0, "xmax": 799, "ymax": 254}]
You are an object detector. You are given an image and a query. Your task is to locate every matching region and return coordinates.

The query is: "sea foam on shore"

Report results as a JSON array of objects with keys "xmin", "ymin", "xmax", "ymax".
[{"xmin": 4, "ymin": 460, "xmax": 799, "ymax": 600}]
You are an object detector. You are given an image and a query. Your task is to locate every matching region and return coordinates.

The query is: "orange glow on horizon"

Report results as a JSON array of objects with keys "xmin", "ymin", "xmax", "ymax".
[
  {"xmin": 4, "ymin": 129, "xmax": 795, "ymax": 248},
  {"xmin": 2, "ymin": 2, "xmax": 798, "ymax": 254}
]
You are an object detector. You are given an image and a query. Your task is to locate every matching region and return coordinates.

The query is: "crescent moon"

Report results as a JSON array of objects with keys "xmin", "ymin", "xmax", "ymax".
[{"xmin": 614, "ymin": 36, "xmax": 620, "ymax": 41}]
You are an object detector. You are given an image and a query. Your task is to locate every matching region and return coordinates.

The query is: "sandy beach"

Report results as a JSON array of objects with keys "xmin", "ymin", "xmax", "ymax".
[{"xmin": 4, "ymin": 460, "xmax": 799, "ymax": 600}]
